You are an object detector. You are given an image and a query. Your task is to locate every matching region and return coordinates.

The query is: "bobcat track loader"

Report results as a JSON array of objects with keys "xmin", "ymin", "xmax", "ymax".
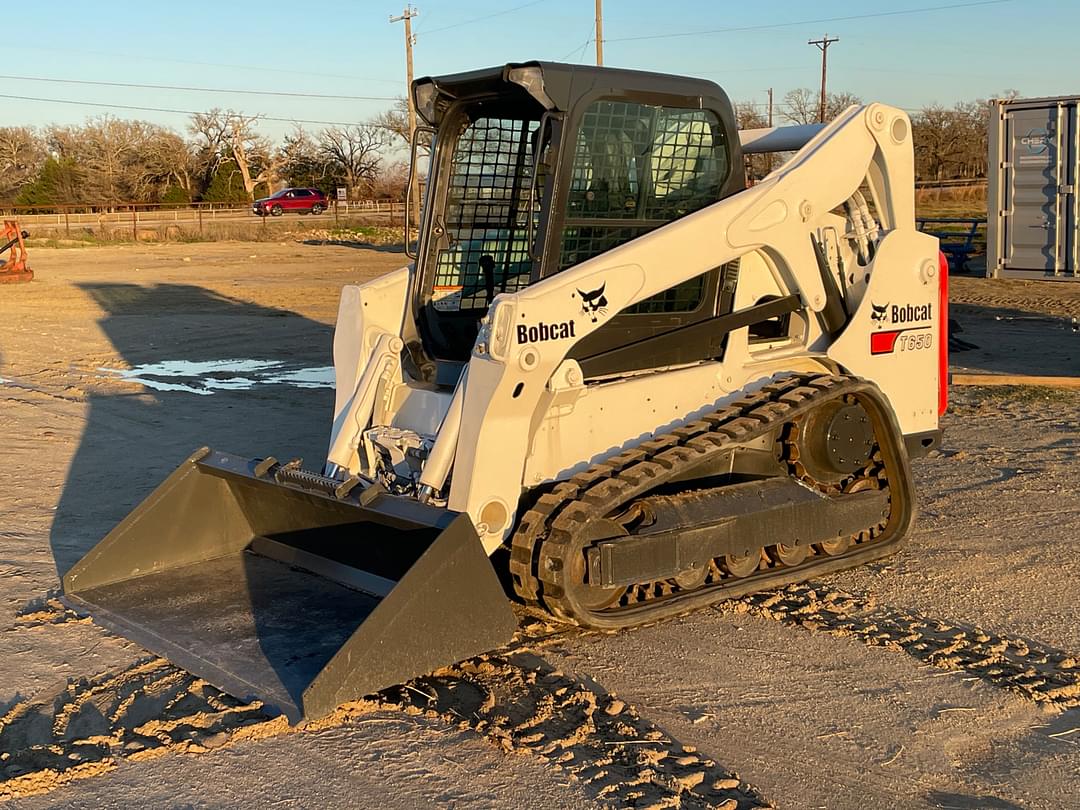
[{"xmin": 64, "ymin": 63, "xmax": 947, "ymax": 721}]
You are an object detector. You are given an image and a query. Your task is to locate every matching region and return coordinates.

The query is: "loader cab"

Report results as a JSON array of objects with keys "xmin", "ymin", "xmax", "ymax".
[{"xmin": 406, "ymin": 62, "xmax": 745, "ymax": 385}]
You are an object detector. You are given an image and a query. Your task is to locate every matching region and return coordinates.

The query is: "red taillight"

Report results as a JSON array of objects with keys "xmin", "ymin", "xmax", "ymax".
[{"xmin": 938, "ymin": 250, "xmax": 949, "ymax": 416}]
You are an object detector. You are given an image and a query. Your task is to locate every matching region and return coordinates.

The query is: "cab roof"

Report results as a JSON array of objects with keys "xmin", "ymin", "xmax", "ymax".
[{"xmin": 411, "ymin": 61, "xmax": 730, "ymax": 126}]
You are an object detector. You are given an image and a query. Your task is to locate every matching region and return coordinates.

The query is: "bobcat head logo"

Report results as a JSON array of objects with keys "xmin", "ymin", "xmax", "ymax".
[
  {"xmin": 577, "ymin": 283, "xmax": 608, "ymax": 323},
  {"xmin": 871, "ymin": 302, "xmax": 889, "ymax": 327}
]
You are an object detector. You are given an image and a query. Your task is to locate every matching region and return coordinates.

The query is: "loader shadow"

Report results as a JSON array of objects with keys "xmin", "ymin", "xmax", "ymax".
[
  {"xmin": 949, "ymin": 304, "xmax": 1078, "ymax": 378},
  {"xmin": 301, "ymin": 238, "xmax": 406, "ymax": 253},
  {"xmin": 50, "ymin": 282, "xmax": 334, "ymax": 577},
  {"xmin": 924, "ymin": 791, "xmax": 1023, "ymax": 810},
  {"xmin": 48, "ymin": 282, "xmax": 340, "ymax": 716}
]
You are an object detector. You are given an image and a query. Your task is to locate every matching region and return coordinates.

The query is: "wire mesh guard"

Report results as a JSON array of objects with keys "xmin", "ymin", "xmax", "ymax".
[
  {"xmin": 428, "ymin": 104, "xmax": 728, "ymax": 316},
  {"xmin": 560, "ymin": 101, "xmax": 727, "ymax": 314},
  {"xmin": 432, "ymin": 117, "xmax": 541, "ymax": 312}
]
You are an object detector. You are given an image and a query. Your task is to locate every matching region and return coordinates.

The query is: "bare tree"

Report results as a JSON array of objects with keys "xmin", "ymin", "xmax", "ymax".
[
  {"xmin": 733, "ymin": 102, "xmax": 773, "ymax": 181},
  {"xmin": 0, "ymin": 127, "xmax": 45, "ymax": 203},
  {"xmin": 827, "ymin": 91, "xmax": 862, "ymax": 118},
  {"xmin": 189, "ymin": 109, "xmax": 231, "ymax": 187},
  {"xmin": 782, "ymin": 89, "xmax": 862, "ymax": 125},
  {"xmin": 733, "ymin": 102, "xmax": 768, "ymax": 130},
  {"xmin": 371, "ymin": 98, "xmax": 411, "ymax": 145},
  {"xmin": 368, "ymin": 159, "xmax": 410, "ymax": 201},
  {"xmin": 911, "ymin": 99, "xmax": 995, "ymax": 181},
  {"xmin": 137, "ymin": 129, "xmax": 197, "ymax": 200},
  {"xmin": 45, "ymin": 117, "xmax": 169, "ymax": 204},
  {"xmin": 911, "ymin": 104, "xmax": 965, "ymax": 180},
  {"xmin": 189, "ymin": 109, "xmax": 276, "ymax": 200},
  {"xmin": 951, "ymin": 100, "xmax": 990, "ymax": 179},
  {"xmin": 318, "ymin": 124, "xmax": 392, "ymax": 198},
  {"xmin": 279, "ymin": 127, "xmax": 326, "ymax": 188},
  {"xmin": 781, "ymin": 88, "xmax": 819, "ymax": 125},
  {"xmin": 228, "ymin": 113, "xmax": 275, "ymax": 198}
]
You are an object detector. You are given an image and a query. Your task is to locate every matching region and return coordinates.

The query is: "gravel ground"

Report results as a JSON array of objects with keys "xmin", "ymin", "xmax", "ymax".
[{"xmin": 0, "ymin": 243, "xmax": 1076, "ymax": 809}]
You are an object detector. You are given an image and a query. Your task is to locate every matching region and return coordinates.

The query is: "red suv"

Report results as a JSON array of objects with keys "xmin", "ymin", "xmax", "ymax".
[{"xmin": 252, "ymin": 188, "xmax": 328, "ymax": 217}]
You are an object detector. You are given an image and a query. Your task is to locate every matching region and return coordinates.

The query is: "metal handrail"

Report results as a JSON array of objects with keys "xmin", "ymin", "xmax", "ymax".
[
  {"xmin": 405, "ymin": 125, "xmax": 436, "ymax": 260},
  {"xmin": 526, "ymin": 112, "xmax": 557, "ymax": 264}
]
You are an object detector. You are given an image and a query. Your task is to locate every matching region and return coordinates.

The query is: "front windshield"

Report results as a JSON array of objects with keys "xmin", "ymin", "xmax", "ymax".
[{"xmin": 427, "ymin": 113, "xmax": 541, "ymax": 313}]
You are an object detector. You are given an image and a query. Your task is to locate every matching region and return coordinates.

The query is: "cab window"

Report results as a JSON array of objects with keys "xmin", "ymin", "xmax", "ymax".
[{"xmin": 558, "ymin": 101, "xmax": 729, "ymax": 314}]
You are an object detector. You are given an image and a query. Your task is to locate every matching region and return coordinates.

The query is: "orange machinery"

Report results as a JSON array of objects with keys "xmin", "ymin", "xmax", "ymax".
[{"xmin": 0, "ymin": 220, "xmax": 32, "ymax": 283}]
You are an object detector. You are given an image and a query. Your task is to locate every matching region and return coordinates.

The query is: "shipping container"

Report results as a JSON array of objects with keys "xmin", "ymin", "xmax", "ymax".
[{"xmin": 987, "ymin": 95, "xmax": 1080, "ymax": 279}]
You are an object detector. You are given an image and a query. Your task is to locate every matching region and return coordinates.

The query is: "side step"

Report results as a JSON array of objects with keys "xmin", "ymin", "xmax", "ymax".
[{"xmin": 63, "ymin": 448, "xmax": 518, "ymax": 722}]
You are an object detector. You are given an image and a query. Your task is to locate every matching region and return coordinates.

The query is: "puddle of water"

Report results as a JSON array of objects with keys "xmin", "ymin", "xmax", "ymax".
[
  {"xmin": 102, "ymin": 359, "xmax": 286, "ymax": 378},
  {"xmin": 97, "ymin": 359, "xmax": 335, "ymax": 395},
  {"xmin": 263, "ymin": 367, "xmax": 336, "ymax": 388}
]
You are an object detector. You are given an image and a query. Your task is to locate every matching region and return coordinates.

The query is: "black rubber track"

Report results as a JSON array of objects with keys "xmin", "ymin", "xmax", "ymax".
[{"xmin": 508, "ymin": 373, "xmax": 916, "ymax": 630}]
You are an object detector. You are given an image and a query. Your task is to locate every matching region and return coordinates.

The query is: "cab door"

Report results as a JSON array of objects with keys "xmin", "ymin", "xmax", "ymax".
[{"xmin": 545, "ymin": 97, "xmax": 742, "ymax": 377}]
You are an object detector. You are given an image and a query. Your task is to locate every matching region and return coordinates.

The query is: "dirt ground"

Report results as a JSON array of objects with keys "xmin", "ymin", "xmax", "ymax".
[{"xmin": 1, "ymin": 242, "xmax": 1077, "ymax": 809}]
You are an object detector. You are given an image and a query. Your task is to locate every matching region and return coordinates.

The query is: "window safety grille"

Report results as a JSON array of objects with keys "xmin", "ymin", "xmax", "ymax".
[
  {"xmin": 560, "ymin": 101, "xmax": 729, "ymax": 314},
  {"xmin": 431, "ymin": 117, "xmax": 540, "ymax": 312}
]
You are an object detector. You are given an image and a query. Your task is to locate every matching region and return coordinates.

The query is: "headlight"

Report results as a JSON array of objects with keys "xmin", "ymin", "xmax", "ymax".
[
  {"xmin": 507, "ymin": 66, "xmax": 554, "ymax": 110},
  {"xmin": 414, "ymin": 81, "xmax": 438, "ymax": 125}
]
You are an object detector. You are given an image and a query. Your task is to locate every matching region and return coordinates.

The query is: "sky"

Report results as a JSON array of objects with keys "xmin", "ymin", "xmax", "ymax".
[{"xmin": 1, "ymin": 0, "xmax": 1074, "ymax": 141}]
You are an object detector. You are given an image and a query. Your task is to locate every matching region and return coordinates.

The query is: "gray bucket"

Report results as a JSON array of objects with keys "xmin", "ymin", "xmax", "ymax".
[{"xmin": 63, "ymin": 448, "xmax": 517, "ymax": 721}]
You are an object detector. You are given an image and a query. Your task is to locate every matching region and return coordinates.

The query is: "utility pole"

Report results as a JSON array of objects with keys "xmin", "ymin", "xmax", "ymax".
[
  {"xmin": 594, "ymin": 0, "xmax": 604, "ymax": 65},
  {"xmin": 808, "ymin": 34, "xmax": 839, "ymax": 124},
  {"xmin": 391, "ymin": 6, "xmax": 420, "ymax": 234},
  {"xmin": 766, "ymin": 87, "xmax": 774, "ymax": 174}
]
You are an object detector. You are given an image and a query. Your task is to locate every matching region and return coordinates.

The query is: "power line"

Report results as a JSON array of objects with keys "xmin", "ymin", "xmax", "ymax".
[
  {"xmin": 604, "ymin": 0, "xmax": 1013, "ymax": 43},
  {"xmin": 7, "ymin": 45, "xmax": 402, "ymax": 85},
  {"xmin": 419, "ymin": 0, "xmax": 545, "ymax": 35},
  {"xmin": 0, "ymin": 93, "xmax": 398, "ymax": 129},
  {"xmin": 0, "ymin": 74, "xmax": 397, "ymax": 101},
  {"xmin": 557, "ymin": 36, "xmax": 593, "ymax": 62}
]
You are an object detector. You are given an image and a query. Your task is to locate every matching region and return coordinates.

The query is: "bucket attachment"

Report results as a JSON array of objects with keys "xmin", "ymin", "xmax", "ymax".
[{"xmin": 63, "ymin": 448, "xmax": 518, "ymax": 722}]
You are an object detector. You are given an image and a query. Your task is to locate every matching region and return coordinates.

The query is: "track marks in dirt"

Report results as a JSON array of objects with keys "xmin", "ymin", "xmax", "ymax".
[
  {"xmin": 9, "ymin": 595, "xmax": 90, "ymax": 629},
  {"xmin": 729, "ymin": 584, "xmax": 1080, "ymax": 709},
  {"xmin": 380, "ymin": 651, "xmax": 769, "ymax": 810},
  {"xmin": 0, "ymin": 639, "xmax": 768, "ymax": 809},
  {"xmin": 0, "ymin": 657, "xmax": 278, "ymax": 801}
]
